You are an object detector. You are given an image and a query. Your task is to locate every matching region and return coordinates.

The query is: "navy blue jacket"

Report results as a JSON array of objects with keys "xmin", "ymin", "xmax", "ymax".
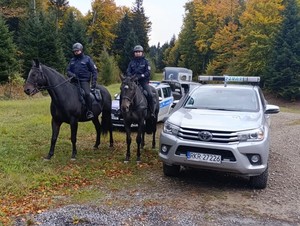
[
  {"xmin": 126, "ymin": 57, "xmax": 151, "ymax": 83},
  {"xmin": 67, "ymin": 54, "xmax": 98, "ymax": 84}
]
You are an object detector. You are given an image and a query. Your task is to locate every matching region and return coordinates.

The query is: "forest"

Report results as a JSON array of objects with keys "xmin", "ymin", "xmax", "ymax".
[{"xmin": 0, "ymin": 0, "xmax": 300, "ymax": 100}]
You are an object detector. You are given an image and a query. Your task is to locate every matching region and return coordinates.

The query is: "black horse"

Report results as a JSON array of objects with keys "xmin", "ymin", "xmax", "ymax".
[
  {"xmin": 24, "ymin": 59, "xmax": 113, "ymax": 160},
  {"xmin": 120, "ymin": 75, "xmax": 159, "ymax": 163}
]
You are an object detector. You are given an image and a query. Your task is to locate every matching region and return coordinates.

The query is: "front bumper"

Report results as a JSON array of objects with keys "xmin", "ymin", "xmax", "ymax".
[{"xmin": 159, "ymin": 131, "xmax": 269, "ymax": 176}]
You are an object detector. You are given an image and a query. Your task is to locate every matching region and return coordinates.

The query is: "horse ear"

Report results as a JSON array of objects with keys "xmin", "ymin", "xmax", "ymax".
[{"xmin": 32, "ymin": 59, "xmax": 40, "ymax": 68}]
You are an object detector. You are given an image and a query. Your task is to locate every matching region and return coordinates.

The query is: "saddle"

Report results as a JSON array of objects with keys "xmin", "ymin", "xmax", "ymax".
[{"xmin": 78, "ymin": 88, "xmax": 102, "ymax": 103}]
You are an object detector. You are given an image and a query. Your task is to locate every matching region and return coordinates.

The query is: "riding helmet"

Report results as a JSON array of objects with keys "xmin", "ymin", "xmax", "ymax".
[
  {"xmin": 72, "ymin": 43, "xmax": 83, "ymax": 51},
  {"xmin": 133, "ymin": 45, "xmax": 144, "ymax": 52}
]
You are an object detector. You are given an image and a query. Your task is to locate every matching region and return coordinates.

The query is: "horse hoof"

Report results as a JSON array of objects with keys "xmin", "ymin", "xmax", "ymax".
[
  {"xmin": 71, "ymin": 158, "xmax": 76, "ymax": 161},
  {"xmin": 93, "ymin": 146, "xmax": 99, "ymax": 150},
  {"xmin": 124, "ymin": 160, "xmax": 129, "ymax": 164},
  {"xmin": 43, "ymin": 157, "xmax": 51, "ymax": 161},
  {"xmin": 136, "ymin": 160, "xmax": 141, "ymax": 164}
]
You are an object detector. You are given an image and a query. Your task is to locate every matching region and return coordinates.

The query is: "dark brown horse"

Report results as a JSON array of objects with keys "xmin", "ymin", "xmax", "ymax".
[
  {"xmin": 24, "ymin": 59, "xmax": 113, "ymax": 160},
  {"xmin": 120, "ymin": 75, "xmax": 159, "ymax": 163}
]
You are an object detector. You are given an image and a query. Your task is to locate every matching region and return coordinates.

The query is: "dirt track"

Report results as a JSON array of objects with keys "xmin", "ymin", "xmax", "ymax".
[{"xmin": 15, "ymin": 111, "xmax": 300, "ymax": 225}]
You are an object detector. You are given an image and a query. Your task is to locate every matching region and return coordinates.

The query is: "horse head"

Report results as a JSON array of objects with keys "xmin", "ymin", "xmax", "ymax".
[
  {"xmin": 24, "ymin": 59, "xmax": 47, "ymax": 96},
  {"xmin": 120, "ymin": 75, "xmax": 139, "ymax": 113}
]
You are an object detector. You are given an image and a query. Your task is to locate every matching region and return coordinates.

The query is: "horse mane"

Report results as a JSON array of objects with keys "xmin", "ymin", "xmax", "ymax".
[{"xmin": 42, "ymin": 64, "xmax": 66, "ymax": 80}]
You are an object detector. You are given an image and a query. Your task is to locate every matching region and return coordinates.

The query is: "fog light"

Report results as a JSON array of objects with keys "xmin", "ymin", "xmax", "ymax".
[
  {"xmin": 161, "ymin": 145, "xmax": 168, "ymax": 153},
  {"xmin": 160, "ymin": 144, "xmax": 169, "ymax": 154},
  {"xmin": 250, "ymin": 155, "xmax": 260, "ymax": 164}
]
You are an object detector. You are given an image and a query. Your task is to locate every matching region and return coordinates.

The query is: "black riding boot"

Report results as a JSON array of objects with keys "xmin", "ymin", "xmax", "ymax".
[
  {"xmin": 146, "ymin": 94, "xmax": 155, "ymax": 117},
  {"xmin": 85, "ymin": 95, "xmax": 94, "ymax": 119}
]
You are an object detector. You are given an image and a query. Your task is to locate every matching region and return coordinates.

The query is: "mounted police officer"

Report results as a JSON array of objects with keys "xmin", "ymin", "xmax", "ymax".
[
  {"xmin": 67, "ymin": 42, "xmax": 98, "ymax": 119},
  {"xmin": 126, "ymin": 45, "xmax": 154, "ymax": 117}
]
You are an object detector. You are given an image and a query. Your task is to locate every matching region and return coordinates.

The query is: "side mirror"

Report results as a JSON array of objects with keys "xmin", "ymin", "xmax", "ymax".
[{"xmin": 265, "ymin": 105, "xmax": 280, "ymax": 114}]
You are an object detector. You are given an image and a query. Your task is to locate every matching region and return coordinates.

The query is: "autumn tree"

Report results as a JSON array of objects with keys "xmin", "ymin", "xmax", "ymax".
[
  {"xmin": 47, "ymin": 0, "xmax": 69, "ymax": 32},
  {"xmin": 163, "ymin": 35, "xmax": 177, "ymax": 66},
  {"xmin": 176, "ymin": 1, "xmax": 204, "ymax": 75},
  {"xmin": 232, "ymin": 0, "xmax": 284, "ymax": 77},
  {"xmin": 88, "ymin": 0, "xmax": 121, "ymax": 56},
  {"xmin": 192, "ymin": 0, "xmax": 244, "ymax": 74}
]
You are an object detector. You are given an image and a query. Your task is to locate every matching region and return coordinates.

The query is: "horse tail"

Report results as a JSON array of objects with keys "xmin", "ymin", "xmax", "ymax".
[{"xmin": 99, "ymin": 86, "xmax": 113, "ymax": 135}]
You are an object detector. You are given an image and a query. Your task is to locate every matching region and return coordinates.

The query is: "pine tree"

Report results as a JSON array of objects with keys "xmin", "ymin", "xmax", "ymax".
[
  {"xmin": 19, "ymin": 12, "xmax": 66, "ymax": 75},
  {"xmin": 60, "ymin": 9, "xmax": 89, "ymax": 60},
  {"xmin": 265, "ymin": 0, "xmax": 300, "ymax": 101},
  {"xmin": 0, "ymin": 15, "xmax": 18, "ymax": 82},
  {"xmin": 131, "ymin": 0, "xmax": 151, "ymax": 52}
]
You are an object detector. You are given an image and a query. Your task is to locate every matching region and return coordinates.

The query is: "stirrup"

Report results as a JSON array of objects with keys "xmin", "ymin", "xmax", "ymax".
[{"xmin": 86, "ymin": 111, "xmax": 94, "ymax": 119}]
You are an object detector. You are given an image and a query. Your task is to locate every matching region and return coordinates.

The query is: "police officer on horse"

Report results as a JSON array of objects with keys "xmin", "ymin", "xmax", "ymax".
[
  {"xmin": 126, "ymin": 45, "xmax": 154, "ymax": 117},
  {"xmin": 67, "ymin": 43, "xmax": 98, "ymax": 119}
]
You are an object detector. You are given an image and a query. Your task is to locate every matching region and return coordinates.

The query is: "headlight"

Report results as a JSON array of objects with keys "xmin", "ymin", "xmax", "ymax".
[
  {"xmin": 237, "ymin": 127, "xmax": 265, "ymax": 142},
  {"xmin": 163, "ymin": 121, "xmax": 180, "ymax": 136}
]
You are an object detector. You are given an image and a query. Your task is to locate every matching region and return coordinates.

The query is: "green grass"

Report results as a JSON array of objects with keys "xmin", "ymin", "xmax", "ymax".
[{"xmin": 0, "ymin": 91, "xmax": 161, "ymax": 225}]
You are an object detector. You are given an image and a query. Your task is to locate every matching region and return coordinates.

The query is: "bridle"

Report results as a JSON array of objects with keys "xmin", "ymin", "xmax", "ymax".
[
  {"xmin": 121, "ymin": 83, "xmax": 137, "ymax": 105},
  {"xmin": 26, "ymin": 66, "xmax": 72, "ymax": 92}
]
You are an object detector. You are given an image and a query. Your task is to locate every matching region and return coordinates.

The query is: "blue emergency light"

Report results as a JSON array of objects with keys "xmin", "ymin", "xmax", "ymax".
[{"xmin": 198, "ymin": 75, "xmax": 260, "ymax": 86}]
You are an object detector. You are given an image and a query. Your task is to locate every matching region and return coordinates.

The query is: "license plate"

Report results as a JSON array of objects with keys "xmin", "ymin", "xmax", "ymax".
[{"xmin": 186, "ymin": 152, "xmax": 221, "ymax": 164}]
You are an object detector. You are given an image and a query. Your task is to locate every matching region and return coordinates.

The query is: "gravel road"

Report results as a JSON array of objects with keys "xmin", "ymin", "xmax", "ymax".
[{"xmin": 14, "ymin": 112, "xmax": 300, "ymax": 226}]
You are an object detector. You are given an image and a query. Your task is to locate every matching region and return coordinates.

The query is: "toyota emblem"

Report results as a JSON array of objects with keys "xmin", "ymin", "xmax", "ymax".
[{"xmin": 198, "ymin": 131, "xmax": 213, "ymax": 141}]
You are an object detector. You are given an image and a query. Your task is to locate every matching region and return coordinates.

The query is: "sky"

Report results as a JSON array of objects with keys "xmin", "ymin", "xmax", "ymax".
[{"xmin": 67, "ymin": 0, "xmax": 188, "ymax": 46}]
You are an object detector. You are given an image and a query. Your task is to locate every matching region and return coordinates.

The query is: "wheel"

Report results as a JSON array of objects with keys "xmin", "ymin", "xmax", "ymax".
[
  {"xmin": 249, "ymin": 166, "xmax": 268, "ymax": 189},
  {"xmin": 163, "ymin": 163, "xmax": 180, "ymax": 177}
]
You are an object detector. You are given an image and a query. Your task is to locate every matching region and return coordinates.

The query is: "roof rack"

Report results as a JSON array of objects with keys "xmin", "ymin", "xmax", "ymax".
[{"xmin": 198, "ymin": 75, "xmax": 260, "ymax": 86}]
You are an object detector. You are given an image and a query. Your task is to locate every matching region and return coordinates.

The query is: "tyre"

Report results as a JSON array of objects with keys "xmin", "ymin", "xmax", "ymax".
[
  {"xmin": 163, "ymin": 163, "xmax": 180, "ymax": 177},
  {"xmin": 249, "ymin": 166, "xmax": 268, "ymax": 189}
]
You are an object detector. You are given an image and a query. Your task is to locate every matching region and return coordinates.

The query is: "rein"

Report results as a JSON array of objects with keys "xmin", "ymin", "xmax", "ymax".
[
  {"xmin": 26, "ymin": 66, "xmax": 73, "ymax": 92},
  {"xmin": 39, "ymin": 76, "xmax": 73, "ymax": 91},
  {"xmin": 121, "ymin": 82, "xmax": 146, "ymax": 112}
]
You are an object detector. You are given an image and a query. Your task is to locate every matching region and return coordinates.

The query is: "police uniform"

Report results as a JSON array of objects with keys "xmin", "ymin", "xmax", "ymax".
[
  {"xmin": 126, "ymin": 56, "xmax": 154, "ymax": 114},
  {"xmin": 67, "ymin": 53, "xmax": 98, "ymax": 118}
]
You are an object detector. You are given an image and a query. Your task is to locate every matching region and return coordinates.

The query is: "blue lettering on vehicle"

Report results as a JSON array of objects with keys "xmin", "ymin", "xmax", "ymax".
[{"xmin": 160, "ymin": 99, "xmax": 172, "ymax": 108}]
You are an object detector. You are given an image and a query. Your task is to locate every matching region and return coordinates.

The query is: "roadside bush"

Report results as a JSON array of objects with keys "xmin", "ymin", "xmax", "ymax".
[{"xmin": 0, "ymin": 73, "xmax": 26, "ymax": 99}]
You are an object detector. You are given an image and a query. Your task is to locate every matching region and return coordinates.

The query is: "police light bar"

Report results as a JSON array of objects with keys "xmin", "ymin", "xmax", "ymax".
[{"xmin": 198, "ymin": 75, "xmax": 260, "ymax": 83}]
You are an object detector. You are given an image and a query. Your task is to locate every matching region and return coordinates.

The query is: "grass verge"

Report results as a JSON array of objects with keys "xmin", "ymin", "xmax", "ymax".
[{"xmin": 0, "ymin": 96, "xmax": 160, "ymax": 225}]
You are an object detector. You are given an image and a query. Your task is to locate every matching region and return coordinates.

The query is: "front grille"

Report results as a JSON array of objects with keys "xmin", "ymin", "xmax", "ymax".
[
  {"xmin": 176, "ymin": 146, "xmax": 236, "ymax": 161},
  {"xmin": 178, "ymin": 127, "xmax": 239, "ymax": 144}
]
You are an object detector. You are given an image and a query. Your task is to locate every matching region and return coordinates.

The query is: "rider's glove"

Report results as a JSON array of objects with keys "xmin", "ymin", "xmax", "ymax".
[{"xmin": 67, "ymin": 72, "xmax": 76, "ymax": 78}]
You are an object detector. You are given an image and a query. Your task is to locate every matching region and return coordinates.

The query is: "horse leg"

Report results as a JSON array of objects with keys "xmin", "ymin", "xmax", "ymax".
[
  {"xmin": 124, "ymin": 124, "xmax": 131, "ymax": 163},
  {"xmin": 92, "ymin": 117, "xmax": 101, "ymax": 149},
  {"xmin": 109, "ymin": 124, "xmax": 114, "ymax": 147},
  {"xmin": 152, "ymin": 127, "xmax": 157, "ymax": 149},
  {"xmin": 70, "ymin": 119, "xmax": 78, "ymax": 160},
  {"xmin": 141, "ymin": 129, "xmax": 145, "ymax": 150},
  {"xmin": 136, "ymin": 124, "xmax": 144, "ymax": 163},
  {"xmin": 45, "ymin": 119, "xmax": 62, "ymax": 160}
]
